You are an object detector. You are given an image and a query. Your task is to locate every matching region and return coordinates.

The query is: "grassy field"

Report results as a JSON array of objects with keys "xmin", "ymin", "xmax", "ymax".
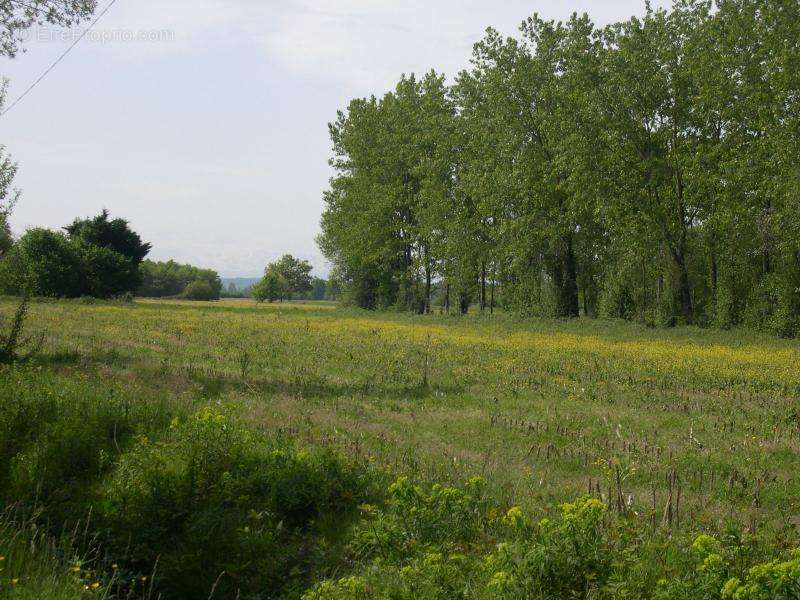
[{"xmin": 2, "ymin": 297, "xmax": 800, "ymax": 598}]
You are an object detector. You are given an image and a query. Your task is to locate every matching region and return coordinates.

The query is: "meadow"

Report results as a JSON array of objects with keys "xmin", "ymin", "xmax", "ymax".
[{"xmin": 1, "ymin": 296, "xmax": 800, "ymax": 598}]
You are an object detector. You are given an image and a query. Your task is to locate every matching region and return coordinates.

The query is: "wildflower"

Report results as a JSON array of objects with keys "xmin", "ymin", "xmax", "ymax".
[
  {"xmin": 488, "ymin": 571, "xmax": 515, "ymax": 592},
  {"xmin": 538, "ymin": 517, "xmax": 551, "ymax": 528},
  {"xmin": 11, "ymin": 578, "xmax": 19, "ymax": 585},
  {"xmin": 721, "ymin": 577, "xmax": 741, "ymax": 599},
  {"xmin": 700, "ymin": 553, "xmax": 724, "ymax": 573},
  {"xmin": 691, "ymin": 534, "xmax": 720, "ymax": 556},
  {"xmin": 502, "ymin": 506, "xmax": 526, "ymax": 529}
]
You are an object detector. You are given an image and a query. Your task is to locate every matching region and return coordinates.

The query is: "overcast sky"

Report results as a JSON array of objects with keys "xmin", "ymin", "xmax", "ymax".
[{"xmin": 0, "ymin": 0, "xmax": 667, "ymax": 277}]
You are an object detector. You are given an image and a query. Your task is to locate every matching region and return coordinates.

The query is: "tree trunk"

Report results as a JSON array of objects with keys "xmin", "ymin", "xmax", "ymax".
[
  {"xmin": 490, "ymin": 275, "xmax": 495, "ymax": 315},
  {"xmin": 674, "ymin": 252, "xmax": 694, "ymax": 324},
  {"xmin": 480, "ymin": 263, "xmax": 486, "ymax": 312},
  {"xmin": 459, "ymin": 292, "xmax": 470, "ymax": 315},
  {"xmin": 424, "ymin": 256, "xmax": 432, "ymax": 315},
  {"xmin": 444, "ymin": 283, "xmax": 450, "ymax": 314},
  {"xmin": 762, "ymin": 250, "xmax": 772, "ymax": 276},
  {"xmin": 562, "ymin": 235, "xmax": 579, "ymax": 318},
  {"xmin": 710, "ymin": 249, "xmax": 718, "ymax": 313},
  {"xmin": 582, "ymin": 285, "xmax": 588, "ymax": 318}
]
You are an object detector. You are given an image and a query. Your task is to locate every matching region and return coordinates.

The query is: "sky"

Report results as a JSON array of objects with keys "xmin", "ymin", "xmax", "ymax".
[{"xmin": 0, "ymin": 0, "xmax": 668, "ymax": 278}]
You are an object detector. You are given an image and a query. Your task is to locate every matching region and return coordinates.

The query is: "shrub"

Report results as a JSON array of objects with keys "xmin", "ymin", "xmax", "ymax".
[
  {"xmin": 182, "ymin": 279, "xmax": 218, "ymax": 300},
  {"xmin": 139, "ymin": 260, "xmax": 222, "ymax": 298},
  {"xmin": 351, "ymin": 476, "xmax": 490, "ymax": 563},
  {"xmin": 482, "ymin": 498, "xmax": 613, "ymax": 598},
  {"xmin": 252, "ymin": 271, "xmax": 285, "ymax": 303},
  {"xmin": 78, "ymin": 242, "xmax": 141, "ymax": 298},
  {"xmin": 0, "ymin": 294, "xmax": 43, "ymax": 364},
  {"xmin": 0, "ymin": 229, "xmax": 83, "ymax": 297},
  {"xmin": 720, "ymin": 549, "xmax": 800, "ymax": 599},
  {"xmin": 100, "ymin": 407, "xmax": 372, "ymax": 598}
]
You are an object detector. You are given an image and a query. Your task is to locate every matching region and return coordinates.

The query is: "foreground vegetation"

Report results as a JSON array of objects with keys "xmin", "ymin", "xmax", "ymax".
[{"xmin": 1, "ymin": 297, "xmax": 799, "ymax": 598}]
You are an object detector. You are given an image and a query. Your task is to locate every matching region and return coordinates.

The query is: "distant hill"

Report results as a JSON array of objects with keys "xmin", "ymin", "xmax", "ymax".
[{"xmin": 221, "ymin": 277, "xmax": 260, "ymax": 291}]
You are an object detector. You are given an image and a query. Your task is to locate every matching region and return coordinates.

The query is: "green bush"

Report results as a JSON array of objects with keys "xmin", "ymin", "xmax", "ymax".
[
  {"xmin": 306, "ymin": 477, "xmax": 800, "ymax": 600},
  {"xmin": 182, "ymin": 278, "xmax": 218, "ymax": 300},
  {"xmin": 0, "ymin": 229, "xmax": 83, "ymax": 297},
  {"xmin": 351, "ymin": 476, "xmax": 490, "ymax": 563},
  {"xmin": 140, "ymin": 260, "xmax": 222, "ymax": 298},
  {"xmin": 99, "ymin": 406, "xmax": 372, "ymax": 598},
  {"xmin": 79, "ymin": 242, "xmax": 141, "ymax": 298}
]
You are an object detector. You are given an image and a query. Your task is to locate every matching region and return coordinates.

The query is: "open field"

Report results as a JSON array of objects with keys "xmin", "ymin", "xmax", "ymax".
[{"xmin": 2, "ymin": 297, "xmax": 800, "ymax": 597}]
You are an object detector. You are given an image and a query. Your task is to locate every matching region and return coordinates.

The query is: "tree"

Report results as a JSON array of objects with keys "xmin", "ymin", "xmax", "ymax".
[
  {"xmin": 252, "ymin": 255, "xmax": 314, "ymax": 303},
  {"xmin": 252, "ymin": 271, "xmax": 285, "ymax": 303},
  {"xmin": 1, "ymin": 212, "xmax": 151, "ymax": 299},
  {"xmin": 0, "ymin": 0, "xmax": 96, "ymax": 58},
  {"xmin": 310, "ymin": 277, "xmax": 327, "ymax": 301},
  {"xmin": 183, "ymin": 279, "xmax": 217, "ymax": 301},
  {"xmin": 64, "ymin": 210, "xmax": 151, "ymax": 297},
  {"xmin": 316, "ymin": 2, "xmax": 800, "ymax": 335},
  {"xmin": 139, "ymin": 260, "xmax": 222, "ymax": 298},
  {"xmin": 66, "ymin": 209, "xmax": 151, "ymax": 264},
  {"xmin": 271, "ymin": 255, "xmax": 313, "ymax": 299},
  {"xmin": 80, "ymin": 243, "xmax": 141, "ymax": 298},
  {"xmin": 0, "ymin": 228, "xmax": 83, "ymax": 297},
  {"xmin": 0, "ymin": 142, "xmax": 19, "ymax": 259},
  {"xmin": 320, "ymin": 72, "xmax": 455, "ymax": 312}
]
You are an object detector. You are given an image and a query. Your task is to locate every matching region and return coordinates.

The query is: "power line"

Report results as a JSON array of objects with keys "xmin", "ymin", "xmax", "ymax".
[{"xmin": 1, "ymin": 0, "xmax": 120, "ymax": 117}]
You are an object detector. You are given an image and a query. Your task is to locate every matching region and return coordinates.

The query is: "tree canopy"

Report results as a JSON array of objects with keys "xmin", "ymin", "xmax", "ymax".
[
  {"xmin": 0, "ymin": 144, "xmax": 19, "ymax": 259},
  {"xmin": 139, "ymin": 260, "xmax": 222, "ymax": 299},
  {"xmin": 0, "ymin": 0, "xmax": 96, "ymax": 57},
  {"xmin": 252, "ymin": 255, "xmax": 313, "ymax": 303},
  {"xmin": 0, "ymin": 211, "xmax": 151, "ymax": 298},
  {"xmin": 319, "ymin": 0, "xmax": 800, "ymax": 336}
]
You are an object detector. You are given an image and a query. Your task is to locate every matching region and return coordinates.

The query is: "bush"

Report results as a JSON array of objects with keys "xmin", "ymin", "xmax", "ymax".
[
  {"xmin": 79, "ymin": 242, "xmax": 141, "ymax": 298},
  {"xmin": 0, "ymin": 294, "xmax": 43, "ymax": 364},
  {"xmin": 182, "ymin": 279, "xmax": 218, "ymax": 300},
  {"xmin": 0, "ymin": 229, "xmax": 83, "ymax": 297},
  {"xmin": 139, "ymin": 259, "xmax": 222, "ymax": 298},
  {"xmin": 99, "ymin": 407, "xmax": 372, "ymax": 598},
  {"xmin": 351, "ymin": 476, "xmax": 490, "ymax": 563},
  {"xmin": 306, "ymin": 477, "xmax": 800, "ymax": 600},
  {"xmin": 0, "ymin": 225, "xmax": 147, "ymax": 299},
  {"xmin": 252, "ymin": 271, "xmax": 284, "ymax": 303}
]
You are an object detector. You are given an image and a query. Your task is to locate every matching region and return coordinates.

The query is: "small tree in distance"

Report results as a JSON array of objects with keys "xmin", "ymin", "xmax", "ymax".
[
  {"xmin": 252, "ymin": 255, "xmax": 313, "ymax": 303},
  {"xmin": 252, "ymin": 271, "xmax": 284, "ymax": 303}
]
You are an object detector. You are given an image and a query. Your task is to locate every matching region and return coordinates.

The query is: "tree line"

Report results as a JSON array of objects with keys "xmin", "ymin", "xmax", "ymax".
[
  {"xmin": 0, "ymin": 205, "xmax": 332, "ymax": 303},
  {"xmin": 0, "ymin": 209, "xmax": 226, "ymax": 301},
  {"xmin": 319, "ymin": 1, "xmax": 800, "ymax": 335},
  {"xmin": 0, "ymin": 210, "xmax": 151, "ymax": 298}
]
